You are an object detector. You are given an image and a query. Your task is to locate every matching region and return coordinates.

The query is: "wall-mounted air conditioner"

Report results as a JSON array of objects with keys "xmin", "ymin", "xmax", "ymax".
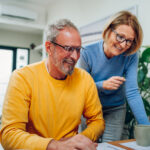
[{"xmin": 0, "ymin": 4, "xmax": 38, "ymax": 21}]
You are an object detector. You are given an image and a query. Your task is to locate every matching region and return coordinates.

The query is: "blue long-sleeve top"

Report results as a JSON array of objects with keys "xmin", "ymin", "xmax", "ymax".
[{"xmin": 78, "ymin": 40, "xmax": 150, "ymax": 125}]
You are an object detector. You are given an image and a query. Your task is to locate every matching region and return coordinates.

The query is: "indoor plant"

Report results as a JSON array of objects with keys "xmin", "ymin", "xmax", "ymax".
[{"xmin": 125, "ymin": 46, "xmax": 150, "ymax": 139}]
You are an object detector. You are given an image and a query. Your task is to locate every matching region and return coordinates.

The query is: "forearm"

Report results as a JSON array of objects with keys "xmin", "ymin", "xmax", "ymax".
[
  {"xmin": 127, "ymin": 95, "xmax": 150, "ymax": 124},
  {"xmin": 80, "ymin": 119, "xmax": 105, "ymax": 141},
  {"xmin": 82, "ymin": 77, "xmax": 105, "ymax": 141},
  {"xmin": 125, "ymin": 53, "xmax": 150, "ymax": 124},
  {"xmin": 126, "ymin": 79, "xmax": 149, "ymax": 124},
  {"xmin": 1, "ymin": 125, "xmax": 52, "ymax": 150}
]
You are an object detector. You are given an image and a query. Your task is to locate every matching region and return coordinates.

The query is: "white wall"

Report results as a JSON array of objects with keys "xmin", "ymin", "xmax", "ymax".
[
  {"xmin": 47, "ymin": 0, "xmax": 82, "ymax": 26},
  {"xmin": 1, "ymin": 0, "xmax": 150, "ymax": 63},
  {"xmin": 47, "ymin": 0, "xmax": 150, "ymax": 46},
  {"xmin": 0, "ymin": 29, "xmax": 42, "ymax": 63},
  {"xmin": 0, "ymin": 0, "xmax": 47, "ymax": 63},
  {"xmin": 0, "ymin": 0, "xmax": 47, "ymax": 26}
]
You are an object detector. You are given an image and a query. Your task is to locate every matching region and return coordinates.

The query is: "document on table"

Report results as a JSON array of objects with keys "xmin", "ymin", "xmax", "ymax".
[
  {"xmin": 97, "ymin": 143, "xmax": 125, "ymax": 150},
  {"xmin": 121, "ymin": 141, "xmax": 150, "ymax": 150}
]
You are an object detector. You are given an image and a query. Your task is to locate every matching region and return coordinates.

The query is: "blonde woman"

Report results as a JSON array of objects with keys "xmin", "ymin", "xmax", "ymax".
[{"xmin": 79, "ymin": 11, "xmax": 150, "ymax": 142}]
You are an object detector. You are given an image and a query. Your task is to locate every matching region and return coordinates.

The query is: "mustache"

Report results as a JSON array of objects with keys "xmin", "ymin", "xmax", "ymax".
[{"xmin": 63, "ymin": 58, "xmax": 76, "ymax": 65}]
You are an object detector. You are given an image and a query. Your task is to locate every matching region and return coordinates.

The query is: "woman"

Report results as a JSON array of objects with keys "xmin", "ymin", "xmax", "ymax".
[{"xmin": 78, "ymin": 11, "xmax": 150, "ymax": 142}]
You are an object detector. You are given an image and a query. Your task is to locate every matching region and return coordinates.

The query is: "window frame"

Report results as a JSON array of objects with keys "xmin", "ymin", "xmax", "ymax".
[{"xmin": 0, "ymin": 45, "xmax": 30, "ymax": 71}]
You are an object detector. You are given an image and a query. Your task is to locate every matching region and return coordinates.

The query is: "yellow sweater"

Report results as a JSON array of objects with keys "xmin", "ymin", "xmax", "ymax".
[{"xmin": 0, "ymin": 60, "xmax": 104, "ymax": 150}]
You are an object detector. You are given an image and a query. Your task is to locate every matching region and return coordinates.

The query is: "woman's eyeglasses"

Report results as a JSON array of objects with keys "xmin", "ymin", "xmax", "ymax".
[
  {"xmin": 51, "ymin": 41, "xmax": 83, "ymax": 53},
  {"xmin": 112, "ymin": 29, "xmax": 134, "ymax": 46}
]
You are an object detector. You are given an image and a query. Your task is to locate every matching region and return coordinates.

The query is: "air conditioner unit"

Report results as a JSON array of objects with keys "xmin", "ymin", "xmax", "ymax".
[{"xmin": 0, "ymin": 4, "xmax": 38, "ymax": 21}]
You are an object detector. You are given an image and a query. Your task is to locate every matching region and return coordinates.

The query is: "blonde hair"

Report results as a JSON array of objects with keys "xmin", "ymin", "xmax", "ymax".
[{"xmin": 102, "ymin": 11, "xmax": 143, "ymax": 55}]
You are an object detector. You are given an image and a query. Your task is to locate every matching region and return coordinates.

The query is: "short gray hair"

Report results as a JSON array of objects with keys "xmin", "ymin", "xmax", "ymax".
[{"xmin": 46, "ymin": 19, "xmax": 79, "ymax": 42}]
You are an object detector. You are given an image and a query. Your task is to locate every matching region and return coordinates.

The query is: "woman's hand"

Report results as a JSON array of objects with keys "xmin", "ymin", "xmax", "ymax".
[{"xmin": 103, "ymin": 76, "xmax": 126, "ymax": 90}]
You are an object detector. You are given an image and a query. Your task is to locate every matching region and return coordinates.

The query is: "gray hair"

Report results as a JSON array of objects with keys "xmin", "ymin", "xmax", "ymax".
[{"xmin": 46, "ymin": 19, "xmax": 79, "ymax": 42}]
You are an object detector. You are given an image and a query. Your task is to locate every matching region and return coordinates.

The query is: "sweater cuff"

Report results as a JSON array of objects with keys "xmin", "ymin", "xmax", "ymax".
[{"xmin": 96, "ymin": 81, "xmax": 104, "ymax": 91}]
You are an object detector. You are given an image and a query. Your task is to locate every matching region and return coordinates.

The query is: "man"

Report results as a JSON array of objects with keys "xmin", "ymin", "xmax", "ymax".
[{"xmin": 0, "ymin": 19, "xmax": 105, "ymax": 150}]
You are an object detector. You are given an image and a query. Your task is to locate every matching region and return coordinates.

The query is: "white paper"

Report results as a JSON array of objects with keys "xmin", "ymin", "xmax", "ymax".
[
  {"xmin": 97, "ymin": 143, "xmax": 125, "ymax": 150},
  {"xmin": 121, "ymin": 141, "xmax": 150, "ymax": 150}
]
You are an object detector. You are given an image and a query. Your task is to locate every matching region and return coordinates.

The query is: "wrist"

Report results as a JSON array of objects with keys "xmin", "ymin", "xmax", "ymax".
[
  {"xmin": 102, "ymin": 80, "xmax": 106, "ymax": 89},
  {"xmin": 47, "ymin": 139, "xmax": 58, "ymax": 150}
]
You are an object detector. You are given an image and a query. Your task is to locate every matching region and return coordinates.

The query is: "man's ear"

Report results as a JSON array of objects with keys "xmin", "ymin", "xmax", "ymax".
[{"xmin": 45, "ymin": 41, "xmax": 52, "ymax": 55}]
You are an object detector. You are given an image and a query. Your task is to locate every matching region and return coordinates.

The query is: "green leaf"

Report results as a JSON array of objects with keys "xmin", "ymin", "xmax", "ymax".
[
  {"xmin": 143, "ymin": 77, "xmax": 150, "ymax": 89},
  {"xmin": 143, "ymin": 98, "xmax": 150, "ymax": 116},
  {"xmin": 138, "ymin": 69, "xmax": 146, "ymax": 83},
  {"xmin": 141, "ymin": 48, "xmax": 150, "ymax": 63},
  {"xmin": 125, "ymin": 46, "xmax": 150, "ymax": 139},
  {"xmin": 125, "ymin": 111, "xmax": 134, "ymax": 124},
  {"xmin": 139, "ymin": 56, "xmax": 143, "ymax": 64}
]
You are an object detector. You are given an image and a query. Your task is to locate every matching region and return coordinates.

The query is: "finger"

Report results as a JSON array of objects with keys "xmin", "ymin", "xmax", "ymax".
[
  {"xmin": 110, "ymin": 85, "xmax": 119, "ymax": 90},
  {"xmin": 89, "ymin": 143, "xmax": 97, "ymax": 150},
  {"xmin": 80, "ymin": 143, "xmax": 97, "ymax": 150},
  {"xmin": 60, "ymin": 137, "xmax": 71, "ymax": 141},
  {"xmin": 74, "ymin": 139, "xmax": 96, "ymax": 150},
  {"xmin": 111, "ymin": 80, "xmax": 124, "ymax": 85},
  {"xmin": 109, "ymin": 83, "xmax": 120, "ymax": 90},
  {"xmin": 94, "ymin": 143, "xmax": 98, "ymax": 147},
  {"xmin": 112, "ymin": 76, "xmax": 126, "ymax": 81}
]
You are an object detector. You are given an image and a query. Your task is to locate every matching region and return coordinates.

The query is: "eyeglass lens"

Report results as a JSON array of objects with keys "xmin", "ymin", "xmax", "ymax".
[
  {"xmin": 112, "ymin": 30, "xmax": 133, "ymax": 46},
  {"xmin": 51, "ymin": 41, "xmax": 82, "ymax": 52}
]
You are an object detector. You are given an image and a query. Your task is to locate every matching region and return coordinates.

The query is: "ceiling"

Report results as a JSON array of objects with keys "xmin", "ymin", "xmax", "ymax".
[
  {"xmin": 26, "ymin": 0, "xmax": 54, "ymax": 4},
  {"xmin": 0, "ymin": 0, "xmax": 55, "ymax": 5},
  {"xmin": 0, "ymin": 0, "xmax": 56, "ymax": 34}
]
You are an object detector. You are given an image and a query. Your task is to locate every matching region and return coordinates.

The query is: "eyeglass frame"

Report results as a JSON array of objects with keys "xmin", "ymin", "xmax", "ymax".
[
  {"xmin": 111, "ymin": 28, "xmax": 134, "ymax": 46},
  {"xmin": 51, "ymin": 41, "xmax": 84, "ymax": 53}
]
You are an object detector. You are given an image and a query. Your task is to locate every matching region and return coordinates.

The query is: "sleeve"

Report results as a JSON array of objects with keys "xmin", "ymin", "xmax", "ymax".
[
  {"xmin": 80, "ymin": 75, "xmax": 105, "ymax": 141},
  {"xmin": 0, "ymin": 70, "xmax": 52, "ymax": 150},
  {"xmin": 125, "ymin": 53, "xmax": 150, "ymax": 125},
  {"xmin": 95, "ymin": 80, "xmax": 105, "ymax": 91}
]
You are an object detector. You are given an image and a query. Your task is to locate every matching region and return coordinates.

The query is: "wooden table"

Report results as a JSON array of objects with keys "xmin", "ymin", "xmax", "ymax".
[{"xmin": 108, "ymin": 139, "xmax": 136, "ymax": 150}]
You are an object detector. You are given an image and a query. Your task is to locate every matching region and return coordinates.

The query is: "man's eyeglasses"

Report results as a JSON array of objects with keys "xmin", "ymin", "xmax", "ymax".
[
  {"xmin": 51, "ymin": 41, "xmax": 83, "ymax": 53},
  {"xmin": 112, "ymin": 29, "xmax": 134, "ymax": 46}
]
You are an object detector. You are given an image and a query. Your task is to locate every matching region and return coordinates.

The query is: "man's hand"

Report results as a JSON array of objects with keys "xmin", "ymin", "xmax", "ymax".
[
  {"xmin": 47, "ymin": 134, "xmax": 98, "ymax": 150},
  {"xmin": 103, "ymin": 76, "xmax": 126, "ymax": 90}
]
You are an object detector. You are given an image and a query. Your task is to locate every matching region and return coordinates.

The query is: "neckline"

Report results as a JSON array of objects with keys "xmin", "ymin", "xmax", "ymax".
[
  {"xmin": 42, "ymin": 59, "xmax": 69, "ymax": 84},
  {"xmin": 100, "ymin": 40, "xmax": 116, "ymax": 62}
]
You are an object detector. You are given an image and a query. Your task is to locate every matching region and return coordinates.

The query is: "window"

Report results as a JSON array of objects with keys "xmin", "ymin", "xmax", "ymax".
[
  {"xmin": 80, "ymin": 6, "xmax": 137, "ymax": 46},
  {"xmin": 0, "ymin": 46, "xmax": 29, "ymax": 117}
]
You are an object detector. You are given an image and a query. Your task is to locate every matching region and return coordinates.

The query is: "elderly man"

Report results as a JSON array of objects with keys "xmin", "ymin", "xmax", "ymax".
[{"xmin": 0, "ymin": 19, "xmax": 105, "ymax": 150}]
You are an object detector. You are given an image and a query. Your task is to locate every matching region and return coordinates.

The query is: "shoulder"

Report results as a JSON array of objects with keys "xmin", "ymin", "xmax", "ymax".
[
  {"xmin": 124, "ymin": 52, "xmax": 138, "ymax": 63},
  {"xmin": 123, "ymin": 52, "xmax": 139, "ymax": 72},
  {"xmin": 12, "ymin": 60, "xmax": 44, "ymax": 80},
  {"xmin": 82, "ymin": 41, "xmax": 102, "ymax": 55},
  {"xmin": 73, "ymin": 68, "xmax": 94, "ymax": 82},
  {"xmin": 85, "ymin": 41, "xmax": 101, "ymax": 49},
  {"xmin": 124, "ymin": 52, "xmax": 138, "ymax": 59},
  {"xmin": 72, "ymin": 68, "xmax": 97, "ymax": 92},
  {"xmin": 15, "ymin": 60, "xmax": 44, "ymax": 73},
  {"xmin": 80, "ymin": 40, "xmax": 103, "ymax": 63},
  {"xmin": 118, "ymin": 52, "xmax": 138, "ymax": 64}
]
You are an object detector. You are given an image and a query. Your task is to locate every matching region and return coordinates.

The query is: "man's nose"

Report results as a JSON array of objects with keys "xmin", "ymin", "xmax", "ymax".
[{"xmin": 70, "ymin": 49, "xmax": 79, "ymax": 61}]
